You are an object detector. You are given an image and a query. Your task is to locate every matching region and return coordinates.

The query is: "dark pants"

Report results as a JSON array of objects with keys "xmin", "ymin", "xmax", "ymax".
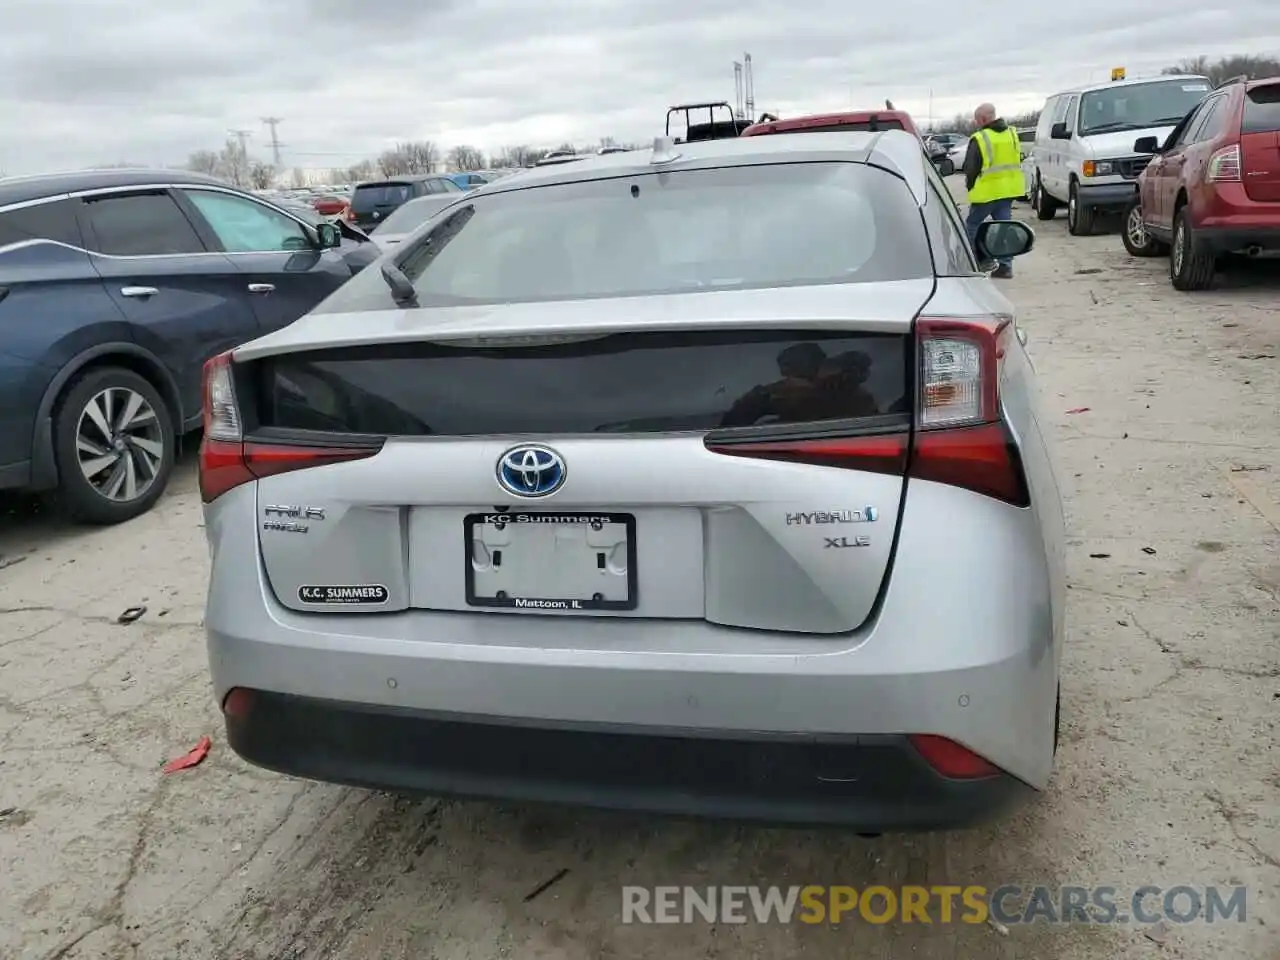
[{"xmin": 966, "ymin": 198, "xmax": 1015, "ymax": 270}]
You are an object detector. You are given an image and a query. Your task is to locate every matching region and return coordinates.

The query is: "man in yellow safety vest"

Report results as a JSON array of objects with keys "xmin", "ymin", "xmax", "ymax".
[{"xmin": 961, "ymin": 103, "xmax": 1024, "ymax": 279}]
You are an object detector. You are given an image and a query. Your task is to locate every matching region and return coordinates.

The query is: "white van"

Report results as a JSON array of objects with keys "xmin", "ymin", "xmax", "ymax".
[{"xmin": 1028, "ymin": 74, "xmax": 1212, "ymax": 235}]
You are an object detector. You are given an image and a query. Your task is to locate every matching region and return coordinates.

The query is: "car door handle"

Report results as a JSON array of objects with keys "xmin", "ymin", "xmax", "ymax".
[
  {"xmin": 247, "ymin": 283, "xmax": 275, "ymax": 294},
  {"xmin": 120, "ymin": 286, "xmax": 158, "ymax": 298}
]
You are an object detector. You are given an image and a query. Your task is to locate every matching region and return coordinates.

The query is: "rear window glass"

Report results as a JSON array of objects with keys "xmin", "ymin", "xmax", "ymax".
[
  {"xmin": 351, "ymin": 183, "xmax": 412, "ymax": 210},
  {"xmin": 254, "ymin": 330, "xmax": 909, "ymax": 437},
  {"xmin": 316, "ymin": 162, "xmax": 932, "ymax": 313},
  {"xmin": 1242, "ymin": 84, "xmax": 1280, "ymax": 133}
]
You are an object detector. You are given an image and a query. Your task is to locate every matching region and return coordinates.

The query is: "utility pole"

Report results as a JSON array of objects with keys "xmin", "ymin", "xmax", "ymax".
[
  {"xmin": 261, "ymin": 117, "xmax": 284, "ymax": 167},
  {"xmin": 228, "ymin": 129, "xmax": 252, "ymax": 157},
  {"xmin": 733, "ymin": 61, "xmax": 744, "ymax": 119},
  {"xmin": 743, "ymin": 53, "xmax": 755, "ymax": 120}
]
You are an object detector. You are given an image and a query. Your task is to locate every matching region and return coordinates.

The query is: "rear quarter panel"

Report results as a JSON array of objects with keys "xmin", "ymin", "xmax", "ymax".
[{"xmin": 924, "ymin": 278, "xmax": 1066, "ymax": 667}]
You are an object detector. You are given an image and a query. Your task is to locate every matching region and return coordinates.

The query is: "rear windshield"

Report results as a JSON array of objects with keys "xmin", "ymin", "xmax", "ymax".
[
  {"xmin": 315, "ymin": 162, "xmax": 931, "ymax": 313},
  {"xmin": 1243, "ymin": 84, "xmax": 1280, "ymax": 133},
  {"xmin": 253, "ymin": 330, "xmax": 909, "ymax": 436},
  {"xmin": 351, "ymin": 183, "xmax": 412, "ymax": 210}
]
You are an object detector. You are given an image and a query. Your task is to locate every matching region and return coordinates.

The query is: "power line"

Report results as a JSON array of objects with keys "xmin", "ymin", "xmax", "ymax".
[{"xmin": 261, "ymin": 117, "xmax": 284, "ymax": 167}]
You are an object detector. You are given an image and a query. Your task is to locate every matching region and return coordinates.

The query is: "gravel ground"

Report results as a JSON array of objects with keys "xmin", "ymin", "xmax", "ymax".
[{"xmin": 1, "ymin": 197, "xmax": 1277, "ymax": 960}]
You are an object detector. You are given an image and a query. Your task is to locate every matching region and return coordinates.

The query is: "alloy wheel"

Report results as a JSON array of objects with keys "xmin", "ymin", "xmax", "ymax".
[
  {"xmin": 1173, "ymin": 223, "xmax": 1185, "ymax": 275},
  {"xmin": 75, "ymin": 387, "xmax": 165, "ymax": 502},
  {"xmin": 1067, "ymin": 193, "xmax": 1076, "ymax": 229},
  {"xmin": 1126, "ymin": 207, "xmax": 1148, "ymax": 250}
]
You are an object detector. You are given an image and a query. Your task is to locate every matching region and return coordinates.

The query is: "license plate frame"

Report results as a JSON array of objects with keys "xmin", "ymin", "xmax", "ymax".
[{"xmin": 464, "ymin": 511, "xmax": 638, "ymax": 611}]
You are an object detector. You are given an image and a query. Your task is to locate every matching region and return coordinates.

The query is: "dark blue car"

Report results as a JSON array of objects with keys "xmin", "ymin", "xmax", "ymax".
[{"xmin": 0, "ymin": 168, "xmax": 377, "ymax": 524}]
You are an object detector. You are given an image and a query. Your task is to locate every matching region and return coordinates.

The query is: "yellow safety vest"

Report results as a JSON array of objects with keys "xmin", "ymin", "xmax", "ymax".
[{"xmin": 968, "ymin": 126, "xmax": 1024, "ymax": 204}]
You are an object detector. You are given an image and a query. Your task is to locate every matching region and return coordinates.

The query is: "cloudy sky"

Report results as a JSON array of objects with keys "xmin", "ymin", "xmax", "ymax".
[{"xmin": 2, "ymin": 0, "xmax": 1278, "ymax": 175}]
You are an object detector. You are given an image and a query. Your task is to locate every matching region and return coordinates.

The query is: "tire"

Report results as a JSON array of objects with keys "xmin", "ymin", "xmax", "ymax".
[
  {"xmin": 51, "ymin": 366, "xmax": 176, "ymax": 525},
  {"xmin": 1121, "ymin": 199, "xmax": 1168, "ymax": 257},
  {"xmin": 1033, "ymin": 173, "xmax": 1058, "ymax": 220},
  {"xmin": 1066, "ymin": 183, "xmax": 1095, "ymax": 236},
  {"xmin": 1170, "ymin": 206, "xmax": 1217, "ymax": 291}
]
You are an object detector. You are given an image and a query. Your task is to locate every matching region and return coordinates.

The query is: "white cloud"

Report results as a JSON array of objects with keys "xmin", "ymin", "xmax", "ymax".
[{"xmin": 1, "ymin": 0, "xmax": 1278, "ymax": 173}]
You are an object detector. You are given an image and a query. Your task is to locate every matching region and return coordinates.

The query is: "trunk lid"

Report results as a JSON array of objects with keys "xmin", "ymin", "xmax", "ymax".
[
  {"xmin": 1240, "ymin": 83, "xmax": 1280, "ymax": 203},
  {"xmin": 242, "ymin": 282, "xmax": 929, "ymax": 635}
]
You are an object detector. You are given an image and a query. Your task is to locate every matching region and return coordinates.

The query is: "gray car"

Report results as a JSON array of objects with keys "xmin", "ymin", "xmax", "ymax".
[{"xmin": 199, "ymin": 131, "xmax": 1064, "ymax": 831}]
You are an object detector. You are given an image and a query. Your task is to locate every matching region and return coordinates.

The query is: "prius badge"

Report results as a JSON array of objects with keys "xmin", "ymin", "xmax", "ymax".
[{"xmin": 497, "ymin": 444, "xmax": 566, "ymax": 498}]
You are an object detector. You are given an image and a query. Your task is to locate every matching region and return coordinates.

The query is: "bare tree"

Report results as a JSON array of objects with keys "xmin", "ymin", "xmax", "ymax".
[
  {"xmin": 447, "ymin": 145, "xmax": 486, "ymax": 171},
  {"xmin": 599, "ymin": 136, "xmax": 618, "ymax": 151},
  {"xmin": 1163, "ymin": 53, "xmax": 1280, "ymax": 85},
  {"xmin": 217, "ymin": 137, "xmax": 250, "ymax": 187},
  {"xmin": 553, "ymin": 141, "xmax": 576, "ymax": 155},
  {"xmin": 341, "ymin": 159, "xmax": 376, "ymax": 182},
  {"xmin": 249, "ymin": 161, "xmax": 275, "ymax": 191},
  {"xmin": 187, "ymin": 150, "xmax": 221, "ymax": 177},
  {"xmin": 377, "ymin": 140, "xmax": 439, "ymax": 176},
  {"xmin": 291, "ymin": 167, "xmax": 307, "ymax": 188}
]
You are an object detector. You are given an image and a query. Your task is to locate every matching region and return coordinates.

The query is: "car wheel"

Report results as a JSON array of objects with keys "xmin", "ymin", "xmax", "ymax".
[
  {"xmin": 1033, "ymin": 173, "xmax": 1058, "ymax": 220},
  {"xmin": 1066, "ymin": 184, "xmax": 1095, "ymax": 236},
  {"xmin": 52, "ymin": 366, "xmax": 176, "ymax": 525},
  {"xmin": 1121, "ymin": 200, "xmax": 1167, "ymax": 257},
  {"xmin": 1170, "ymin": 206, "xmax": 1216, "ymax": 291}
]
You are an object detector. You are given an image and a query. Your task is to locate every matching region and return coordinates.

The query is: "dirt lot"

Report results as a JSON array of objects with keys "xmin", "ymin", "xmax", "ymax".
[{"xmin": 1, "ymin": 202, "xmax": 1278, "ymax": 960}]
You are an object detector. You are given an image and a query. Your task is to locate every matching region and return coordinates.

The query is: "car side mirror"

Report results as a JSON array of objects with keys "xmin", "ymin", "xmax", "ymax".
[
  {"xmin": 975, "ymin": 220, "xmax": 1035, "ymax": 261},
  {"xmin": 1050, "ymin": 122, "xmax": 1070, "ymax": 140},
  {"xmin": 1133, "ymin": 136, "xmax": 1160, "ymax": 154},
  {"xmin": 315, "ymin": 222, "xmax": 342, "ymax": 249}
]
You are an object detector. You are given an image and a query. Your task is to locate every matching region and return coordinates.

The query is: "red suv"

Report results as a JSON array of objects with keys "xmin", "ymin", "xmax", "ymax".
[{"xmin": 1123, "ymin": 76, "xmax": 1280, "ymax": 290}]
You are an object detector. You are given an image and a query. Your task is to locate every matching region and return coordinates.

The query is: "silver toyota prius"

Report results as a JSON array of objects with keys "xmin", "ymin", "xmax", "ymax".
[{"xmin": 200, "ymin": 130, "xmax": 1065, "ymax": 831}]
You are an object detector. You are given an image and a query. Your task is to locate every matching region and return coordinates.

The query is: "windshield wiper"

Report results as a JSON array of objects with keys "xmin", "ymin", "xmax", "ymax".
[
  {"xmin": 1149, "ymin": 116, "xmax": 1189, "ymax": 125},
  {"xmin": 1081, "ymin": 122, "xmax": 1141, "ymax": 134}
]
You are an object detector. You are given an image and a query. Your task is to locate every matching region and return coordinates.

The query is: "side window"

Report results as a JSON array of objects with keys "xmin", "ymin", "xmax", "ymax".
[
  {"xmin": 921, "ymin": 173, "xmax": 977, "ymax": 275},
  {"xmin": 81, "ymin": 192, "xmax": 205, "ymax": 256},
  {"xmin": 1052, "ymin": 96, "xmax": 1070, "ymax": 124},
  {"xmin": 1189, "ymin": 96, "xmax": 1226, "ymax": 143},
  {"xmin": 183, "ymin": 190, "xmax": 311, "ymax": 253},
  {"xmin": 1172, "ymin": 102, "xmax": 1209, "ymax": 148},
  {"xmin": 1063, "ymin": 96, "xmax": 1080, "ymax": 134},
  {"xmin": 0, "ymin": 199, "xmax": 85, "ymax": 248},
  {"xmin": 438, "ymin": 179, "xmax": 463, "ymax": 193}
]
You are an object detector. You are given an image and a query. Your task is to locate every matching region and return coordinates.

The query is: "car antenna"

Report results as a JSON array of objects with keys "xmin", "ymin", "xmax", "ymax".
[{"xmin": 380, "ymin": 261, "xmax": 418, "ymax": 307}]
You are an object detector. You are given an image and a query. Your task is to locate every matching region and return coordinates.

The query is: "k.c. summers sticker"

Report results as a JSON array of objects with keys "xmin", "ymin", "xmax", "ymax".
[{"xmin": 298, "ymin": 585, "xmax": 389, "ymax": 604}]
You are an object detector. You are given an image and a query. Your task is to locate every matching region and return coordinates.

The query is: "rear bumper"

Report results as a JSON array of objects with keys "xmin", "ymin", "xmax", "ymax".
[
  {"xmin": 204, "ymin": 475, "xmax": 1063, "ymax": 823},
  {"xmin": 1076, "ymin": 181, "xmax": 1137, "ymax": 209},
  {"xmin": 225, "ymin": 690, "xmax": 1034, "ymax": 829},
  {"xmin": 1197, "ymin": 226, "xmax": 1280, "ymax": 253}
]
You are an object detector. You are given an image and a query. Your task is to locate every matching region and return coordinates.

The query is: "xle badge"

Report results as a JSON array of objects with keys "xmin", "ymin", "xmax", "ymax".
[
  {"xmin": 298, "ymin": 585, "xmax": 389, "ymax": 604},
  {"xmin": 825, "ymin": 536, "xmax": 871, "ymax": 549}
]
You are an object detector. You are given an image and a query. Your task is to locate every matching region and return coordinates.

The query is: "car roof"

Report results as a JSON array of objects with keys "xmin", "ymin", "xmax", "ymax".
[
  {"xmin": 743, "ymin": 110, "xmax": 918, "ymax": 137},
  {"xmin": 354, "ymin": 174, "xmax": 449, "ymax": 187},
  {"xmin": 0, "ymin": 167, "xmax": 229, "ymax": 208},
  {"xmin": 476, "ymin": 130, "xmax": 929, "ymax": 206},
  {"xmin": 1049, "ymin": 74, "xmax": 1210, "ymax": 97}
]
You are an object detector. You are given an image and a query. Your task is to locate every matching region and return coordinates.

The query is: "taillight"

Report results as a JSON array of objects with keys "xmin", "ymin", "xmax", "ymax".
[
  {"xmin": 197, "ymin": 351, "xmax": 381, "ymax": 503},
  {"xmin": 700, "ymin": 317, "xmax": 1029, "ymax": 507},
  {"xmin": 1206, "ymin": 144, "xmax": 1241, "ymax": 182},
  {"xmin": 908, "ymin": 734, "xmax": 1001, "ymax": 779},
  {"xmin": 912, "ymin": 317, "xmax": 1028, "ymax": 506}
]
